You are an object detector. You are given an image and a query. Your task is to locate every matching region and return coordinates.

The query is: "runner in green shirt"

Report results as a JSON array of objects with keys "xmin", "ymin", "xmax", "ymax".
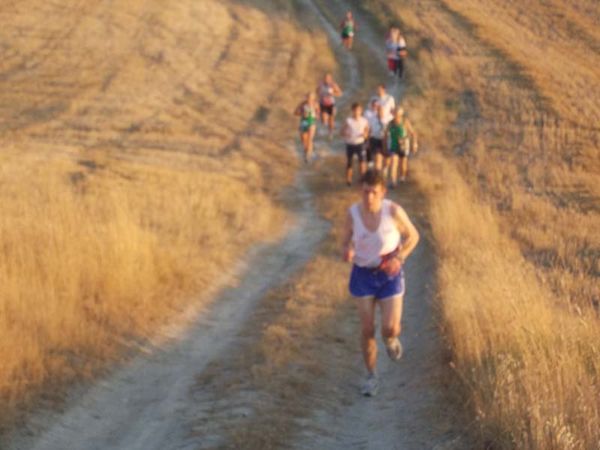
[
  {"xmin": 294, "ymin": 92, "xmax": 320, "ymax": 163},
  {"xmin": 384, "ymin": 106, "xmax": 418, "ymax": 187},
  {"xmin": 340, "ymin": 11, "xmax": 356, "ymax": 50}
]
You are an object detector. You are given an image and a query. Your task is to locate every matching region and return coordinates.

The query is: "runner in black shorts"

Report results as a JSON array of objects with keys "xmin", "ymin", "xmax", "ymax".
[
  {"xmin": 384, "ymin": 106, "xmax": 418, "ymax": 186},
  {"xmin": 364, "ymin": 99, "xmax": 389, "ymax": 173},
  {"xmin": 342, "ymin": 103, "xmax": 370, "ymax": 186},
  {"xmin": 317, "ymin": 73, "xmax": 343, "ymax": 139}
]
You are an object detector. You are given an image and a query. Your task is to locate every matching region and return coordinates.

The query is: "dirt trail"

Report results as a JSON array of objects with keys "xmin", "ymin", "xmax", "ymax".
[
  {"xmin": 289, "ymin": 1, "xmax": 465, "ymax": 448},
  {"xmin": 6, "ymin": 173, "xmax": 327, "ymax": 450},
  {"xmin": 5, "ymin": 1, "xmax": 466, "ymax": 449}
]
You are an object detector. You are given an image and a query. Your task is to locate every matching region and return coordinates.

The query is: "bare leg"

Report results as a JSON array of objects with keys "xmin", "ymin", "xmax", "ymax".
[
  {"xmin": 306, "ymin": 125, "xmax": 316, "ymax": 161},
  {"xmin": 328, "ymin": 112, "xmax": 335, "ymax": 138},
  {"xmin": 374, "ymin": 153, "xmax": 383, "ymax": 171},
  {"xmin": 359, "ymin": 160, "xmax": 367, "ymax": 176},
  {"xmin": 356, "ymin": 296, "xmax": 377, "ymax": 374},
  {"xmin": 300, "ymin": 131, "xmax": 308, "ymax": 160},
  {"xmin": 400, "ymin": 156, "xmax": 408, "ymax": 180},
  {"xmin": 382, "ymin": 156, "xmax": 391, "ymax": 180},
  {"xmin": 390, "ymin": 154, "xmax": 399, "ymax": 187},
  {"xmin": 379, "ymin": 295, "xmax": 403, "ymax": 343}
]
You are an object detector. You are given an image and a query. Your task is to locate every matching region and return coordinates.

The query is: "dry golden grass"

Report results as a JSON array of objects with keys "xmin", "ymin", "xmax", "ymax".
[
  {"xmin": 416, "ymin": 156, "xmax": 600, "ymax": 449},
  {"xmin": 0, "ymin": 154, "xmax": 281, "ymax": 402},
  {"xmin": 356, "ymin": 0, "xmax": 600, "ymax": 447},
  {"xmin": 0, "ymin": 0, "xmax": 334, "ymax": 431}
]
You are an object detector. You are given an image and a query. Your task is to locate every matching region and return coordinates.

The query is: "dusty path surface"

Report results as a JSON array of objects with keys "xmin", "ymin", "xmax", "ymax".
[
  {"xmin": 5, "ymin": 1, "xmax": 467, "ymax": 449},
  {"xmin": 6, "ymin": 175, "xmax": 328, "ymax": 450},
  {"xmin": 289, "ymin": 1, "xmax": 465, "ymax": 449}
]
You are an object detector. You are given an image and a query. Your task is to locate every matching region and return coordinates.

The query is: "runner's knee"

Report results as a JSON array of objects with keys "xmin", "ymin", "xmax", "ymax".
[
  {"xmin": 381, "ymin": 323, "xmax": 400, "ymax": 339},
  {"xmin": 361, "ymin": 324, "xmax": 376, "ymax": 340}
]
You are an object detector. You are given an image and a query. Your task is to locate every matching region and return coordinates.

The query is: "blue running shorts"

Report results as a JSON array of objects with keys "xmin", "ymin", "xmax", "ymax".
[{"xmin": 349, "ymin": 265, "xmax": 405, "ymax": 299}]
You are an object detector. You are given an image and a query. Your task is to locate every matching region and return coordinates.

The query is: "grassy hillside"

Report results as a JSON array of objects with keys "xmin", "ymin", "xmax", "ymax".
[
  {"xmin": 0, "ymin": 0, "xmax": 334, "ymax": 430},
  {"xmin": 353, "ymin": 0, "xmax": 600, "ymax": 447}
]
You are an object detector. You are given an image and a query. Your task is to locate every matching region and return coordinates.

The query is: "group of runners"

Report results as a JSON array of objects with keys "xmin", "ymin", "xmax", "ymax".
[
  {"xmin": 295, "ymin": 11, "xmax": 420, "ymax": 397},
  {"xmin": 294, "ymin": 80, "xmax": 418, "ymax": 188}
]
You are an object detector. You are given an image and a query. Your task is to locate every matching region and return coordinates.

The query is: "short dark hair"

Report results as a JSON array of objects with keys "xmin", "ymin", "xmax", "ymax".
[
  {"xmin": 351, "ymin": 102, "xmax": 361, "ymax": 111},
  {"xmin": 361, "ymin": 168, "xmax": 386, "ymax": 187}
]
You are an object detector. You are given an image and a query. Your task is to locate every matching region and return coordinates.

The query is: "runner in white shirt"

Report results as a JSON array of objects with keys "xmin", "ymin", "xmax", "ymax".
[
  {"xmin": 372, "ymin": 84, "xmax": 395, "ymax": 126},
  {"xmin": 385, "ymin": 26, "xmax": 407, "ymax": 78},
  {"xmin": 363, "ymin": 99, "xmax": 378, "ymax": 166},
  {"xmin": 364, "ymin": 99, "xmax": 389, "ymax": 173},
  {"xmin": 341, "ymin": 168, "xmax": 420, "ymax": 396},
  {"xmin": 341, "ymin": 102, "xmax": 370, "ymax": 186}
]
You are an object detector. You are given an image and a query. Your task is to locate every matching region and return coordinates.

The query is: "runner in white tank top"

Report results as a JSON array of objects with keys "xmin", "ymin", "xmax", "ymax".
[
  {"xmin": 341, "ymin": 102, "xmax": 370, "ymax": 186},
  {"xmin": 350, "ymin": 198, "xmax": 400, "ymax": 268},
  {"xmin": 372, "ymin": 84, "xmax": 395, "ymax": 126},
  {"xmin": 341, "ymin": 169, "xmax": 420, "ymax": 396},
  {"xmin": 364, "ymin": 100, "xmax": 388, "ymax": 172}
]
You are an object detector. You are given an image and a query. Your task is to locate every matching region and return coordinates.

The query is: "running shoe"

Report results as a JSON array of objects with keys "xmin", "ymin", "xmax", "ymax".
[
  {"xmin": 361, "ymin": 373, "xmax": 379, "ymax": 397},
  {"xmin": 385, "ymin": 337, "xmax": 403, "ymax": 361}
]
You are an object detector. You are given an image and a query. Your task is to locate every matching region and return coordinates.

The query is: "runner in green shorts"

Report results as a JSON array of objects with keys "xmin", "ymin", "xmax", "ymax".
[
  {"xmin": 294, "ymin": 92, "xmax": 320, "ymax": 163},
  {"xmin": 384, "ymin": 106, "xmax": 418, "ymax": 187},
  {"xmin": 340, "ymin": 11, "xmax": 356, "ymax": 50}
]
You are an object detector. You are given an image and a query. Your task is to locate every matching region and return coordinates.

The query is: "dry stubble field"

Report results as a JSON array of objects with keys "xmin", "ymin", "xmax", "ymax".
[{"xmin": 0, "ymin": 0, "xmax": 334, "ymax": 431}]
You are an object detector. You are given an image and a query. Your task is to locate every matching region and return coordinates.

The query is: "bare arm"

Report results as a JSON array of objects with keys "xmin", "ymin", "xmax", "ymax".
[
  {"xmin": 383, "ymin": 124, "xmax": 390, "ymax": 152},
  {"xmin": 391, "ymin": 203, "xmax": 419, "ymax": 262},
  {"xmin": 363, "ymin": 121, "xmax": 370, "ymax": 140},
  {"xmin": 333, "ymin": 82, "xmax": 343, "ymax": 96},
  {"xmin": 406, "ymin": 119, "xmax": 418, "ymax": 152},
  {"xmin": 340, "ymin": 120, "xmax": 349, "ymax": 138},
  {"xmin": 342, "ymin": 210, "xmax": 354, "ymax": 262}
]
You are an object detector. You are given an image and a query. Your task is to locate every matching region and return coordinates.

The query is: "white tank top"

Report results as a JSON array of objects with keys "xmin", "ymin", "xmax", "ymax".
[
  {"xmin": 345, "ymin": 116, "xmax": 368, "ymax": 144},
  {"xmin": 375, "ymin": 94, "xmax": 395, "ymax": 125},
  {"xmin": 364, "ymin": 110, "xmax": 385, "ymax": 139},
  {"xmin": 385, "ymin": 39, "xmax": 400, "ymax": 60},
  {"xmin": 350, "ymin": 199, "xmax": 401, "ymax": 267}
]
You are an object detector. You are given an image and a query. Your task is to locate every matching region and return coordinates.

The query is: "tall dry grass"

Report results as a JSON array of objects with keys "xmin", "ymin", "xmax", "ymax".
[
  {"xmin": 0, "ymin": 0, "xmax": 334, "ymax": 432},
  {"xmin": 354, "ymin": 0, "xmax": 600, "ymax": 447},
  {"xmin": 0, "ymin": 154, "xmax": 284, "ymax": 422},
  {"xmin": 417, "ymin": 157, "xmax": 600, "ymax": 449}
]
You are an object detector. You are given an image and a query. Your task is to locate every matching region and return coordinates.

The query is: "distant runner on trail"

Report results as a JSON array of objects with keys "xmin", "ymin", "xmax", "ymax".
[
  {"xmin": 294, "ymin": 92, "xmax": 320, "ymax": 163},
  {"xmin": 340, "ymin": 10, "xmax": 356, "ymax": 50},
  {"xmin": 372, "ymin": 84, "xmax": 395, "ymax": 127},
  {"xmin": 364, "ymin": 99, "xmax": 389, "ymax": 173},
  {"xmin": 385, "ymin": 26, "xmax": 408, "ymax": 79},
  {"xmin": 342, "ymin": 102, "xmax": 369, "ymax": 186},
  {"xmin": 384, "ymin": 106, "xmax": 418, "ymax": 187},
  {"xmin": 317, "ymin": 73, "xmax": 343, "ymax": 139},
  {"xmin": 342, "ymin": 168, "xmax": 420, "ymax": 397}
]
